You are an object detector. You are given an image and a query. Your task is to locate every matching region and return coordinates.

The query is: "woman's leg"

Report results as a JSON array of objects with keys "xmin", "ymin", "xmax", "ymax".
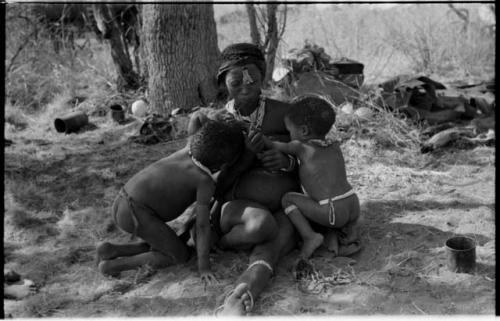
[
  {"xmin": 218, "ymin": 200, "xmax": 278, "ymax": 250},
  {"xmin": 220, "ymin": 210, "xmax": 297, "ymax": 315},
  {"xmin": 281, "ymin": 192, "xmax": 325, "ymax": 258}
]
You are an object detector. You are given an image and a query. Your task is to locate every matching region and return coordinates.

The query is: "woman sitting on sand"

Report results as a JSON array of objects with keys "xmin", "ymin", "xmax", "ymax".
[{"xmin": 188, "ymin": 43, "xmax": 302, "ymax": 315}]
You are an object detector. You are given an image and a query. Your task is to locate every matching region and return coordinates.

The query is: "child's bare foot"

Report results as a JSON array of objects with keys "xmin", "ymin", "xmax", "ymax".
[
  {"xmin": 95, "ymin": 242, "xmax": 117, "ymax": 266},
  {"xmin": 339, "ymin": 223, "xmax": 359, "ymax": 246},
  {"xmin": 98, "ymin": 260, "xmax": 121, "ymax": 278},
  {"xmin": 217, "ymin": 283, "xmax": 253, "ymax": 315},
  {"xmin": 338, "ymin": 242, "xmax": 362, "ymax": 257},
  {"xmin": 300, "ymin": 233, "xmax": 324, "ymax": 259}
]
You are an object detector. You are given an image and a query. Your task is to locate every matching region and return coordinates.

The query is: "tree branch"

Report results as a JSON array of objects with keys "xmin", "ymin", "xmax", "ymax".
[
  {"xmin": 245, "ymin": 3, "xmax": 261, "ymax": 47},
  {"xmin": 7, "ymin": 29, "xmax": 37, "ymax": 74},
  {"xmin": 278, "ymin": 4, "xmax": 287, "ymax": 40}
]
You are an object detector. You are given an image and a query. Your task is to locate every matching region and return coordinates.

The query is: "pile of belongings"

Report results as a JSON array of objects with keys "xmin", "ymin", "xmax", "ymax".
[
  {"xmin": 373, "ymin": 75, "xmax": 495, "ymax": 152},
  {"xmin": 128, "ymin": 106, "xmax": 211, "ymax": 145},
  {"xmin": 129, "ymin": 113, "xmax": 174, "ymax": 145},
  {"xmin": 276, "ymin": 42, "xmax": 365, "ymax": 105},
  {"xmin": 375, "ymin": 75, "xmax": 494, "ymax": 123}
]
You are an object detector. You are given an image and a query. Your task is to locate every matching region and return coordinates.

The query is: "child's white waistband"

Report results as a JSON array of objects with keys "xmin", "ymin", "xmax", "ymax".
[{"xmin": 318, "ymin": 189, "xmax": 355, "ymax": 205}]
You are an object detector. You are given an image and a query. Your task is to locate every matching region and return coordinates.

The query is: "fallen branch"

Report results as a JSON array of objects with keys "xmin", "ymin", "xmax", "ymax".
[{"xmin": 420, "ymin": 127, "xmax": 474, "ymax": 153}]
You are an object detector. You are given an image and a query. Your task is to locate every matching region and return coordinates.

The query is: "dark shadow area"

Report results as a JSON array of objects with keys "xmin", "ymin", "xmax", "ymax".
[{"xmin": 362, "ymin": 199, "xmax": 494, "ymax": 215}]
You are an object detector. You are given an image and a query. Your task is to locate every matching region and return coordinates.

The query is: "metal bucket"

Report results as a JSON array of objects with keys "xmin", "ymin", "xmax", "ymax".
[
  {"xmin": 54, "ymin": 111, "xmax": 89, "ymax": 134},
  {"xmin": 110, "ymin": 104, "xmax": 125, "ymax": 123},
  {"xmin": 445, "ymin": 236, "xmax": 476, "ymax": 273}
]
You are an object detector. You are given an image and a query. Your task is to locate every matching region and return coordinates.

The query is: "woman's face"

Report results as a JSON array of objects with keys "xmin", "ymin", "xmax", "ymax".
[{"xmin": 224, "ymin": 64, "xmax": 262, "ymax": 106}]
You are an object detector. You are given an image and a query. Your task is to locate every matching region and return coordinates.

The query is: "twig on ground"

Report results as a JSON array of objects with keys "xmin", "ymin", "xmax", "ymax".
[
  {"xmin": 396, "ymin": 256, "xmax": 412, "ymax": 266},
  {"xmin": 412, "ymin": 301, "xmax": 427, "ymax": 314}
]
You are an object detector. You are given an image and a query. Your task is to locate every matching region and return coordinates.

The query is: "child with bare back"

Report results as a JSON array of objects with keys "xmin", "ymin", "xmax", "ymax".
[
  {"xmin": 96, "ymin": 121, "xmax": 244, "ymax": 285},
  {"xmin": 263, "ymin": 95, "xmax": 360, "ymax": 259}
]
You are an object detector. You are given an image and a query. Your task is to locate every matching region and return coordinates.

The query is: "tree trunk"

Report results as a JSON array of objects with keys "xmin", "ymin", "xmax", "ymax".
[
  {"xmin": 245, "ymin": 4, "xmax": 261, "ymax": 47},
  {"xmin": 263, "ymin": 4, "xmax": 278, "ymax": 87},
  {"xmin": 143, "ymin": 4, "xmax": 220, "ymax": 115},
  {"xmin": 92, "ymin": 4, "xmax": 139, "ymax": 91}
]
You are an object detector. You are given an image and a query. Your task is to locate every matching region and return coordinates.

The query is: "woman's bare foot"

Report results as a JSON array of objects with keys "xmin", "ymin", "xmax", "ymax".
[
  {"xmin": 300, "ymin": 233, "xmax": 324, "ymax": 259},
  {"xmin": 218, "ymin": 283, "xmax": 253, "ymax": 315}
]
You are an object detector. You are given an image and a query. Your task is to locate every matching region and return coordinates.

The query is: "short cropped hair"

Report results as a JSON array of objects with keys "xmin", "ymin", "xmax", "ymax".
[
  {"xmin": 190, "ymin": 121, "xmax": 244, "ymax": 170},
  {"xmin": 287, "ymin": 95, "xmax": 336, "ymax": 137}
]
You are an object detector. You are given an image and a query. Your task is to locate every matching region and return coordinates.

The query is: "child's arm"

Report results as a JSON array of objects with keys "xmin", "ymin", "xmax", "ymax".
[
  {"xmin": 262, "ymin": 135, "xmax": 302, "ymax": 156},
  {"xmin": 195, "ymin": 179, "xmax": 216, "ymax": 284}
]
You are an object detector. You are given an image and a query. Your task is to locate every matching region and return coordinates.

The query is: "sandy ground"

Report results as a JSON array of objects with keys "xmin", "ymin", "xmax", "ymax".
[{"xmin": 3, "ymin": 110, "xmax": 495, "ymax": 317}]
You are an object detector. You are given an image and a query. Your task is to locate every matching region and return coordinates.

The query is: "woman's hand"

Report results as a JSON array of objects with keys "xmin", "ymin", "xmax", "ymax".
[{"xmin": 258, "ymin": 149, "xmax": 290, "ymax": 171}]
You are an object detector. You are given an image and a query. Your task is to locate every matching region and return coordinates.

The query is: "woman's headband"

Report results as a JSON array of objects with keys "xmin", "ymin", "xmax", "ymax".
[{"xmin": 216, "ymin": 43, "xmax": 266, "ymax": 85}]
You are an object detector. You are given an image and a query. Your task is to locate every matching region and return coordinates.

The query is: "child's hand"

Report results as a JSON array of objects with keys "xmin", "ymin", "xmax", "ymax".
[
  {"xmin": 260, "ymin": 135, "xmax": 273, "ymax": 148},
  {"xmin": 200, "ymin": 271, "xmax": 218, "ymax": 291},
  {"xmin": 245, "ymin": 130, "xmax": 265, "ymax": 154},
  {"xmin": 259, "ymin": 149, "xmax": 290, "ymax": 171}
]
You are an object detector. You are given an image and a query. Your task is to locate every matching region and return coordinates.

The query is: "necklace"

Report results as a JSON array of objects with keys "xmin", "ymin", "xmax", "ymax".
[
  {"xmin": 188, "ymin": 148, "xmax": 215, "ymax": 181},
  {"xmin": 226, "ymin": 95, "xmax": 266, "ymax": 131}
]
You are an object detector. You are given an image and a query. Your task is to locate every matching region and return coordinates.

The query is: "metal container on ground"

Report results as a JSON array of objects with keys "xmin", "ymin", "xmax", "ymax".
[
  {"xmin": 445, "ymin": 236, "xmax": 476, "ymax": 273},
  {"xmin": 110, "ymin": 104, "xmax": 125, "ymax": 123},
  {"xmin": 54, "ymin": 111, "xmax": 89, "ymax": 134}
]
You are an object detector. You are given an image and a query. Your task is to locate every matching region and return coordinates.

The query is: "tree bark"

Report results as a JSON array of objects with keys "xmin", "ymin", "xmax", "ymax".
[
  {"xmin": 245, "ymin": 4, "xmax": 261, "ymax": 47},
  {"xmin": 263, "ymin": 4, "xmax": 278, "ymax": 87},
  {"xmin": 92, "ymin": 4, "xmax": 139, "ymax": 91},
  {"xmin": 142, "ymin": 4, "xmax": 220, "ymax": 115}
]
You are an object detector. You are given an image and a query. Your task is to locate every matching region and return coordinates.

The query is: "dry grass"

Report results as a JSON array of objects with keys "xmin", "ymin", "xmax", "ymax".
[
  {"xmin": 4, "ymin": 100, "xmax": 495, "ymax": 316},
  {"xmin": 4, "ymin": 3, "xmax": 495, "ymax": 317}
]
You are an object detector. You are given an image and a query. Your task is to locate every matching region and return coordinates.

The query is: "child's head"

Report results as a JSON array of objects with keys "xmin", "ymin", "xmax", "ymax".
[
  {"xmin": 285, "ymin": 95, "xmax": 336, "ymax": 141},
  {"xmin": 189, "ymin": 120, "xmax": 244, "ymax": 172}
]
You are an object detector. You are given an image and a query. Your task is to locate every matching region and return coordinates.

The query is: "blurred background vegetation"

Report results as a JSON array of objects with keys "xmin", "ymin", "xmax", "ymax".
[{"xmin": 5, "ymin": 3, "xmax": 495, "ymax": 115}]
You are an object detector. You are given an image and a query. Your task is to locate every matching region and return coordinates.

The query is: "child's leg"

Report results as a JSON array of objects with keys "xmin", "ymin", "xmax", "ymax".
[
  {"xmin": 337, "ymin": 196, "xmax": 362, "ymax": 256},
  {"xmin": 287, "ymin": 193, "xmax": 356, "ymax": 228},
  {"xmin": 96, "ymin": 241, "xmax": 150, "ymax": 262},
  {"xmin": 323, "ymin": 229, "xmax": 340, "ymax": 255},
  {"xmin": 282, "ymin": 192, "xmax": 324, "ymax": 259},
  {"xmin": 113, "ymin": 194, "xmax": 190, "ymax": 264},
  {"xmin": 99, "ymin": 250, "xmax": 177, "ymax": 277}
]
